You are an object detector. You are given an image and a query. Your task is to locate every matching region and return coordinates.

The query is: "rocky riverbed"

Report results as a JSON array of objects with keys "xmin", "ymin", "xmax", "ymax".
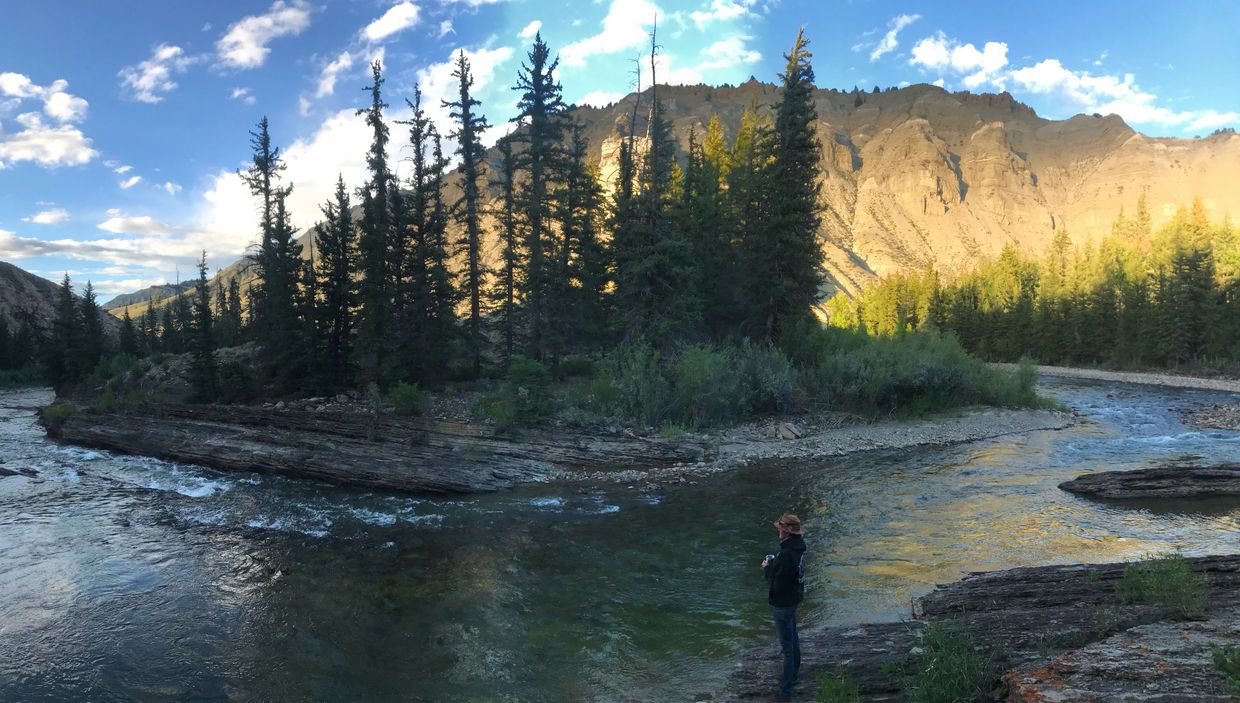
[
  {"xmin": 40, "ymin": 401, "xmax": 1075, "ymax": 494},
  {"xmin": 1060, "ymin": 464, "xmax": 1240, "ymax": 500},
  {"xmin": 723, "ymin": 554, "xmax": 1240, "ymax": 701}
]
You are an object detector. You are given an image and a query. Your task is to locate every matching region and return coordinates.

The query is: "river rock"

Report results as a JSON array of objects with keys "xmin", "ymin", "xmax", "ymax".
[
  {"xmin": 722, "ymin": 555, "xmax": 1240, "ymax": 701},
  {"xmin": 1059, "ymin": 464, "xmax": 1240, "ymax": 499},
  {"xmin": 777, "ymin": 422, "xmax": 805, "ymax": 440},
  {"xmin": 1004, "ymin": 606, "xmax": 1240, "ymax": 701},
  {"xmin": 42, "ymin": 404, "xmax": 711, "ymax": 494}
]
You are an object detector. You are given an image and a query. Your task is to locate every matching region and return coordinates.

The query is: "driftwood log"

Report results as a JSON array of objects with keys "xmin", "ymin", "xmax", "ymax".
[
  {"xmin": 1060, "ymin": 464, "xmax": 1240, "ymax": 499},
  {"xmin": 723, "ymin": 554, "xmax": 1240, "ymax": 701},
  {"xmin": 42, "ymin": 404, "xmax": 711, "ymax": 494}
]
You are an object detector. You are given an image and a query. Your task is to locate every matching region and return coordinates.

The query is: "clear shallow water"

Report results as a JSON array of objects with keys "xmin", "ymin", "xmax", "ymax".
[{"xmin": 1, "ymin": 380, "xmax": 1238, "ymax": 702}]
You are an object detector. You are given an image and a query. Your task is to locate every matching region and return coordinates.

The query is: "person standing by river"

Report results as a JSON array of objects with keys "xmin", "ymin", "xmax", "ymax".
[{"xmin": 762, "ymin": 514, "xmax": 807, "ymax": 701}]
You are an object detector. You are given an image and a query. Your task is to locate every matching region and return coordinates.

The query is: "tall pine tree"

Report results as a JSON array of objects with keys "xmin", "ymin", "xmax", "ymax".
[{"xmin": 315, "ymin": 174, "xmax": 357, "ymax": 390}]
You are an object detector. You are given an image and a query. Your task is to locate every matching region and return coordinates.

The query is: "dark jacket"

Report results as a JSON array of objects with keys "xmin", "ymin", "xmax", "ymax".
[{"xmin": 764, "ymin": 534, "xmax": 807, "ymax": 607}]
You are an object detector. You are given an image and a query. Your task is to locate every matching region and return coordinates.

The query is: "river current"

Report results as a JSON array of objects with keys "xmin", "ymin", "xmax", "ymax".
[{"xmin": 2, "ymin": 379, "xmax": 1239, "ymax": 702}]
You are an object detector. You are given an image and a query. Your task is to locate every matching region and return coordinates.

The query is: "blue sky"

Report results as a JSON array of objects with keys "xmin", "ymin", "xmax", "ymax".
[{"xmin": 2, "ymin": 0, "xmax": 1238, "ymax": 300}]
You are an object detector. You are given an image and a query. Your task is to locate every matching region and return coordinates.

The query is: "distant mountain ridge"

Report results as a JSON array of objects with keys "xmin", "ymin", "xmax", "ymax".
[
  {"xmin": 103, "ymin": 283, "xmax": 193, "ymax": 311},
  {"xmin": 0, "ymin": 261, "xmax": 119, "ymax": 334},
  {"xmin": 106, "ymin": 81, "xmax": 1240, "ymax": 312}
]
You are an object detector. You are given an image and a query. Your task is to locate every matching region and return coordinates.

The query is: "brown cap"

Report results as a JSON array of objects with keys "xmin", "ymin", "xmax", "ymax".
[{"xmin": 774, "ymin": 514, "xmax": 804, "ymax": 535}]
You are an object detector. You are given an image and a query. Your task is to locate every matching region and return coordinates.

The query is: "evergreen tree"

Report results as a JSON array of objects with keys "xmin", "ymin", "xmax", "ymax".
[
  {"xmin": 679, "ymin": 119, "xmax": 736, "ymax": 338},
  {"xmin": 445, "ymin": 51, "xmax": 491, "ymax": 377},
  {"xmin": 315, "ymin": 174, "xmax": 357, "ymax": 390},
  {"xmin": 555, "ymin": 120, "xmax": 609, "ymax": 352},
  {"xmin": 0, "ymin": 316, "xmax": 10, "ymax": 370},
  {"xmin": 748, "ymin": 28, "xmax": 824, "ymax": 342},
  {"xmin": 511, "ymin": 33, "xmax": 567, "ymax": 360},
  {"xmin": 226, "ymin": 278, "xmax": 245, "ymax": 340},
  {"xmin": 240, "ymin": 116, "xmax": 302, "ymax": 379},
  {"xmin": 77, "ymin": 281, "xmax": 105, "ymax": 376},
  {"xmin": 142, "ymin": 299, "xmax": 159, "ymax": 354},
  {"xmin": 190, "ymin": 252, "xmax": 218, "ymax": 402},
  {"xmin": 490, "ymin": 136, "xmax": 524, "ymax": 369},
  {"xmin": 47, "ymin": 274, "xmax": 78, "ymax": 387},
  {"xmin": 119, "ymin": 308, "xmax": 138, "ymax": 357}
]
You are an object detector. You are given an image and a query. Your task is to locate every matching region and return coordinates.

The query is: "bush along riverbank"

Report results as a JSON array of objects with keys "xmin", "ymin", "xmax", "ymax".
[
  {"xmin": 37, "ymin": 327, "xmax": 1063, "ymax": 494},
  {"xmin": 723, "ymin": 553, "xmax": 1240, "ymax": 702}
]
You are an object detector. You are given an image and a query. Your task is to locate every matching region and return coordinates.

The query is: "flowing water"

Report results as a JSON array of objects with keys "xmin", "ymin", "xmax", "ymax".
[{"xmin": 2, "ymin": 380, "xmax": 1239, "ymax": 702}]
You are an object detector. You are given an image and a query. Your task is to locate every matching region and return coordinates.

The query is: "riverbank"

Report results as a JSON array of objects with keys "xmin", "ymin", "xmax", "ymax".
[
  {"xmin": 996, "ymin": 363, "xmax": 1240, "ymax": 393},
  {"xmin": 722, "ymin": 554, "xmax": 1240, "ymax": 701},
  {"xmin": 38, "ymin": 399, "xmax": 1075, "ymax": 494}
]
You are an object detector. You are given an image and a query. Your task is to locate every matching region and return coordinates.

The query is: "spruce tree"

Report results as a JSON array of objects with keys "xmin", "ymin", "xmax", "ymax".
[
  {"xmin": 680, "ymin": 119, "xmax": 736, "ymax": 338},
  {"xmin": 143, "ymin": 299, "xmax": 159, "ymax": 354},
  {"xmin": 47, "ymin": 274, "xmax": 78, "ymax": 387},
  {"xmin": 190, "ymin": 252, "xmax": 218, "ymax": 401},
  {"xmin": 240, "ymin": 116, "xmax": 302, "ymax": 379},
  {"xmin": 490, "ymin": 136, "xmax": 524, "ymax": 369},
  {"xmin": 77, "ymin": 281, "xmax": 105, "ymax": 376},
  {"xmin": 356, "ymin": 61, "xmax": 394, "ymax": 386},
  {"xmin": 512, "ymin": 33, "xmax": 567, "ymax": 360},
  {"xmin": 445, "ymin": 51, "xmax": 491, "ymax": 377},
  {"xmin": 119, "ymin": 309, "xmax": 138, "ymax": 357},
  {"xmin": 556, "ymin": 119, "xmax": 609, "ymax": 352},
  {"xmin": 315, "ymin": 174, "xmax": 357, "ymax": 390},
  {"xmin": 750, "ymin": 28, "xmax": 824, "ymax": 342}
]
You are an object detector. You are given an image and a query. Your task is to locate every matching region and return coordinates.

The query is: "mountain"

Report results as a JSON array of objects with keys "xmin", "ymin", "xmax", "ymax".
[
  {"xmin": 0, "ymin": 261, "xmax": 119, "ymax": 334},
  {"xmin": 103, "ymin": 282, "xmax": 192, "ymax": 311},
  {"xmin": 107, "ymin": 81, "xmax": 1240, "ymax": 313}
]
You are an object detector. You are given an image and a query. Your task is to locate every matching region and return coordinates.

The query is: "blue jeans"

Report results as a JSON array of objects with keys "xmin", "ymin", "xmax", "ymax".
[{"xmin": 772, "ymin": 605, "xmax": 800, "ymax": 695}]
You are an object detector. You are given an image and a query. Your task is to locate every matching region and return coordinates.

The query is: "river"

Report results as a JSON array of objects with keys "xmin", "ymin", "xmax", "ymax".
[{"xmin": 2, "ymin": 379, "xmax": 1239, "ymax": 702}]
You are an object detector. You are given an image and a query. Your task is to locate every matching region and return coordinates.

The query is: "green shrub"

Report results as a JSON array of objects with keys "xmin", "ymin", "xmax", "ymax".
[
  {"xmin": 597, "ymin": 342, "xmax": 671, "ymax": 426},
  {"xmin": 1116, "ymin": 553, "xmax": 1209, "ymax": 620},
  {"xmin": 41, "ymin": 402, "xmax": 76, "ymax": 423},
  {"xmin": 1211, "ymin": 645, "xmax": 1240, "ymax": 695},
  {"xmin": 658, "ymin": 424, "xmax": 686, "ymax": 438},
  {"xmin": 905, "ymin": 623, "xmax": 992, "ymax": 703},
  {"xmin": 671, "ymin": 344, "xmax": 741, "ymax": 428},
  {"xmin": 96, "ymin": 389, "xmax": 117, "ymax": 413},
  {"xmin": 816, "ymin": 668, "xmax": 861, "ymax": 702},
  {"xmin": 735, "ymin": 340, "xmax": 798, "ymax": 414},
  {"xmin": 387, "ymin": 382, "xmax": 423, "ymax": 417},
  {"xmin": 556, "ymin": 355, "xmax": 596, "ymax": 379},
  {"xmin": 480, "ymin": 357, "xmax": 557, "ymax": 428},
  {"xmin": 215, "ymin": 361, "xmax": 261, "ymax": 404}
]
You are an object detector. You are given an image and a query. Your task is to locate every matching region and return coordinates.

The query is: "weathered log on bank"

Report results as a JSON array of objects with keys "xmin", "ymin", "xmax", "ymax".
[
  {"xmin": 722, "ymin": 554, "xmax": 1240, "ymax": 702},
  {"xmin": 1059, "ymin": 464, "xmax": 1240, "ymax": 499},
  {"xmin": 41, "ymin": 405, "xmax": 711, "ymax": 494}
]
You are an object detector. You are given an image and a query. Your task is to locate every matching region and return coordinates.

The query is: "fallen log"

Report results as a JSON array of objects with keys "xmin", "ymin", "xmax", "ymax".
[
  {"xmin": 41, "ymin": 405, "xmax": 710, "ymax": 494},
  {"xmin": 723, "ymin": 554, "xmax": 1240, "ymax": 701},
  {"xmin": 1059, "ymin": 464, "xmax": 1240, "ymax": 500}
]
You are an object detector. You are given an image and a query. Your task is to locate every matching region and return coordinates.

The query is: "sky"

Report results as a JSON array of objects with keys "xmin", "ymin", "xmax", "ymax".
[{"xmin": 3, "ymin": 0, "xmax": 1239, "ymax": 301}]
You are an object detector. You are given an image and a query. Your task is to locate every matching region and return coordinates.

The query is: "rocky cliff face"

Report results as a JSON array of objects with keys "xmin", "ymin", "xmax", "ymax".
[
  {"xmin": 577, "ymin": 81, "xmax": 1240, "ymax": 297},
  {"xmin": 0, "ymin": 260, "xmax": 118, "ymax": 334}
]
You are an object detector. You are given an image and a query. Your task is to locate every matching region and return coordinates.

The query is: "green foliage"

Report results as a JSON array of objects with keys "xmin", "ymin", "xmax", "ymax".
[
  {"xmin": 480, "ymin": 357, "xmax": 557, "ymax": 428},
  {"xmin": 595, "ymin": 342, "xmax": 671, "ymax": 426},
  {"xmin": 815, "ymin": 668, "xmax": 861, "ymax": 703},
  {"xmin": 658, "ymin": 424, "xmax": 686, "ymax": 439},
  {"xmin": 843, "ymin": 197, "xmax": 1240, "ymax": 370},
  {"xmin": 96, "ymin": 389, "xmax": 117, "ymax": 413},
  {"xmin": 215, "ymin": 360, "xmax": 261, "ymax": 405},
  {"xmin": 386, "ymin": 382, "xmax": 423, "ymax": 417},
  {"xmin": 40, "ymin": 402, "xmax": 76, "ymax": 429},
  {"xmin": 904, "ymin": 623, "xmax": 992, "ymax": 703},
  {"xmin": 1211, "ymin": 645, "xmax": 1240, "ymax": 695},
  {"xmin": 1116, "ymin": 553, "xmax": 1209, "ymax": 620}
]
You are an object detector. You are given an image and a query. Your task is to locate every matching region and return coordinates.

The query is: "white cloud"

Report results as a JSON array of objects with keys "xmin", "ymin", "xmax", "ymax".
[
  {"xmin": 0, "ymin": 112, "xmax": 98, "ymax": 169},
  {"xmin": 119, "ymin": 175, "xmax": 142, "ymax": 189},
  {"xmin": 216, "ymin": 0, "xmax": 312, "ymax": 70},
  {"xmin": 0, "ymin": 72, "xmax": 40, "ymax": 98},
  {"xmin": 561, "ymin": 0, "xmax": 660, "ymax": 68},
  {"xmin": 362, "ymin": 2, "xmax": 421, "ymax": 42},
  {"xmin": 438, "ymin": 20, "xmax": 455, "ymax": 38},
  {"xmin": 698, "ymin": 36, "xmax": 760, "ymax": 71},
  {"xmin": 230, "ymin": 87, "xmax": 257, "ymax": 104},
  {"xmin": 909, "ymin": 32, "xmax": 1008, "ymax": 89},
  {"xmin": 22, "ymin": 208, "xmax": 70, "ymax": 225},
  {"xmin": 578, "ymin": 90, "xmax": 624, "ymax": 107},
  {"xmin": 1010, "ymin": 58, "xmax": 1239, "ymax": 131},
  {"xmin": 162, "ymin": 181, "xmax": 182, "ymax": 195},
  {"xmin": 519, "ymin": 20, "xmax": 542, "ymax": 39},
  {"xmin": 870, "ymin": 14, "xmax": 919, "ymax": 62},
  {"xmin": 1, "ymin": 73, "xmax": 89, "ymax": 123},
  {"xmin": 97, "ymin": 214, "xmax": 174, "ymax": 235},
  {"xmin": 119, "ymin": 44, "xmax": 196, "ymax": 103},
  {"xmin": 298, "ymin": 96, "xmax": 311, "ymax": 116},
  {"xmin": 113, "ymin": 164, "xmax": 133, "ymax": 174},
  {"xmin": 689, "ymin": 0, "xmax": 754, "ymax": 28},
  {"xmin": 316, "ymin": 51, "xmax": 354, "ymax": 98},
  {"xmin": 43, "ymin": 83, "xmax": 89, "ymax": 122}
]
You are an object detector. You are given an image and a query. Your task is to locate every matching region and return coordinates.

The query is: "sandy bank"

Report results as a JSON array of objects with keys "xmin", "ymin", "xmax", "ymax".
[{"xmin": 997, "ymin": 363, "xmax": 1240, "ymax": 393}]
